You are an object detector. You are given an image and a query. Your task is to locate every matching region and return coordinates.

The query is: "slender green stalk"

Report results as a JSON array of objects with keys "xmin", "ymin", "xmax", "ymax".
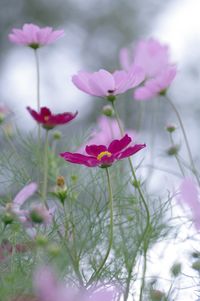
[
  {"xmin": 112, "ymin": 101, "xmax": 150, "ymax": 300},
  {"xmin": 165, "ymin": 95, "xmax": 200, "ymax": 185},
  {"xmin": 139, "ymin": 247, "xmax": 147, "ymax": 301},
  {"xmin": 168, "ymin": 133, "xmax": 185, "ymax": 177},
  {"xmin": 87, "ymin": 167, "xmax": 114, "ymax": 286},
  {"xmin": 34, "ymin": 49, "xmax": 40, "ymax": 112},
  {"xmin": 42, "ymin": 130, "xmax": 49, "ymax": 207}
]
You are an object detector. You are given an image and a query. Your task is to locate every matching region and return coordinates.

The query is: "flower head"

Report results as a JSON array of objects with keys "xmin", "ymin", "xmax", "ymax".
[
  {"xmin": 60, "ymin": 134, "xmax": 146, "ymax": 168},
  {"xmin": 27, "ymin": 107, "xmax": 78, "ymax": 130},
  {"xmin": 72, "ymin": 67, "xmax": 144, "ymax": 99},
  {"xmin": 8, "ymin": 23, "xmax": 64, "ymax": 49},
  {"xmin": 120, "ymin": 38, "xmax": 176, "ymax": 100}
]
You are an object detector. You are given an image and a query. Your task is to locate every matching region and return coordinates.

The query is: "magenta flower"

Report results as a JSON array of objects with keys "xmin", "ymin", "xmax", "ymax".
[
  {"xmin": 60, "ymin": 134, "xmax": 146, "ymax": 168},
  {"xmin": 8, "ymin": 23, "xmax": 64, "ymax": 49},
  {"xmin": 78, "ymin": 116, "xmax": 136, "ymax": 153},
  {"xmin": 72, "ymin": 67, "xmax": 144, "ymax": 98},
  {"xmin": 27, "ymin": 107, "xmax": 78, "ymax": 130},
  {"xmin": 120, "ymin": 38, "xmax": 176, "ymax": 100},
  {"xmin": 179, "ymin": 178, "xmax": 200, "ymax": 231}
]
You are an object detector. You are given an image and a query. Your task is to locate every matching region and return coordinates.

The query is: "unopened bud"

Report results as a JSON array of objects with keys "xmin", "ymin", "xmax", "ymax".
[
  {"xmin": 150, "ymin": 289, "xmax": 165, "ymax": 301},
  {"xmin": 171, "ymin": 262, "xmax": 182, "ymax": 277},
  {"xmin": 53, "ymin": 130, "xmax": 62, "ymax": 140},
  {"xmin": 166, "ymin": 124, "xmax": 177, "ymax": 133},
  {"xmin": 47, "ymin": 243, "xmax": 61, "ymax": 256},
  {"xmin": 2, "ymin": 212, "xmax": 14, "ymax": 225},
  {"xmin": 35, "ymin": 235, "xmax": 48, "ymax": 247},
  {"xmin": 102, "ymin": 105, "xmax": 114, "ymax": 117},
  {"xmin": 192, "ymin": 260, "xmax": 200, "ymax": 271},
  {"xmin": 56, "ymin": 176, "xmax": 65, "ymax": 188},
  {"xmin": 166, "ymin": 145, "xmax": 179, "ymax": 156}
]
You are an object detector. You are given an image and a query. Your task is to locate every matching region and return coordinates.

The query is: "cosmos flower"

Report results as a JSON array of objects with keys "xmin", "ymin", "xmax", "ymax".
[
  {"xmin": 179, "ymin": 178, "xmax": 200, "ymax": 231},
  {"xmin": 27, "ymin": 107, "xmax": 78, "ymax": 130},
  {"xmin": 0, "ymin": 183, "xmax": 53, "ymax": 238},
  {"xmin": 60, "ymin": 134, "xmax": 146, "ymax": 168},
  {"xmin": 8, "ymin": 23, "xmax": 64, "ymax": 49},
  {"xmin": 72, "ymin": 67, "xmax": 144, "ymax": 98},
  {"xmin": 120, "ymin": 38, "xmax": 176, "ymax": 100}
]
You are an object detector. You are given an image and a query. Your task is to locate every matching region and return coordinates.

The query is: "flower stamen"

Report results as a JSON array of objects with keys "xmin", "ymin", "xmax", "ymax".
[{"xmin": 97, "ymin": 151, "xmax": 112, "ymax": 161}]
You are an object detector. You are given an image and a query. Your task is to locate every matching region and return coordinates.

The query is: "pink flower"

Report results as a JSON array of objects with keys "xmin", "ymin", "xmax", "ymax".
[
  {"xmin": 60, "ymin": 134, "xmax": 146, "ymax": 168},
  {"xmin": 72, "ymin": 68, "xmax": 144, "ymax": 98},
  {"xmin": 8, "ymin": 23, "xmax": 64, "ymax": 49},
  {"xmin": 34, "ymin": 266, "xmax": 117, "ymax": 301},
  {"xmin": 179, "ymin": 178, "xmax": 200, "ymax": 230},
  {"xmin": 78, "ymin": 116, "xmax": 136, "ymax": 153},
  {"xmin": 27, "ymin": 107, "xmax": 78, "ymax": 130},
  {"xmin": 120, "ymin": 38, "xmax": 176, "ymax": 100}
]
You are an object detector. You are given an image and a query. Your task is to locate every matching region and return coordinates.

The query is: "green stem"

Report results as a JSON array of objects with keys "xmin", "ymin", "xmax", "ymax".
[
  {"xmin": 87, "ymin": 167, "xmax": 113, "ymax": 286},
  {"xmin": 169, "ymin": 133, "xmax": 185, "ymax": 177},
  {"xmin": 34, "ymin": 49, "xmax": 40, "ymax": 112},
  {"xmin": 42, "ymin": 130, "xmax": 49, "ymax": 207},
  {"xmin": 112, "ymin": 101, "xmax": 150, "ymax": 300},
  {"xmin": 165, "ymin": 95, "xmax": 200, "ymax": 185},
  {"xmin": 139, "ymin": 248, "xmax": 147, "ymax": 301}
]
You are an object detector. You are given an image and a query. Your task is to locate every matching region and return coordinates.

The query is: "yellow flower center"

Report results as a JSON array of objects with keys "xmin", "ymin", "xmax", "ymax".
[{"xmin": 97, "ymin": 151, "xmax": 112, "ymax": 161}]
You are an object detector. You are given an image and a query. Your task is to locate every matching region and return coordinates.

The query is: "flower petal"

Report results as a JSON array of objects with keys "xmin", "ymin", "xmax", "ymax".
[
  {"xmin": 117, "ymin": 144, "xmax": 146, "ymax": 159},
  {"xmin": 85, "ymin": 144, "xmax": 107, "ymax": 156},
  {"xmin": 13, "ymin": 182, "xmax": 38, "ymax": 207},
  {"xmin": 108, "ymin": 134, "xmax": 132, "ymax": 154},
  {"xmin": 60, "ymin": 152, "xmax": 99, "ymax": 167}
]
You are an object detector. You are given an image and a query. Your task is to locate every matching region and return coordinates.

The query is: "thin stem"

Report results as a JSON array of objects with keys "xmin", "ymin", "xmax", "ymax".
[
  {"xmin": 139, "ymin": 248, "xmax": 147, "ymax": 301},
  {"xmin": 34, "ymin": 49, "xmax": 40, "ymax": 112},
  {"xmin": 42, "ymin": 130, "xmax": 49, "ymax": 207},
  {"xmin": 165, "ymin": 95, "xmax": 200, "ymax": 186},
  {"xmin": 112, "ymin": 101, "xmax": 150, "ymax": 240},
  {"xmin": 87, "ymin": 167, "xmax": 113, "ymax": 286},
  {"xmin": 168, "ymin": 133, "xmax": 185, "ymax": 177},
  {"xmin": 112, "ymin": 101, "xmax": 150, "ymax": 300}
]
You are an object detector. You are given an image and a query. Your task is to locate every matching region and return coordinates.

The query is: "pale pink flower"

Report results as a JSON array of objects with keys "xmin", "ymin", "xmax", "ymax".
[
  {"xmin": 8, "ymin": 23, "xmax": 64, "ymax": 48},
  {"xmin": 179, "ymin": 178, "xmax": 200, "ymax": 230},
  {"xmin": 34, "ymin": 266, "xmax": 117, "ymax": 301},
  {"xmin": 78, "ymin": 116, "xmax": 136, "ymax": 153},
  {"xmin": 72, "ymin": 67, "xmax": 144, "ymax": 98},
  {"xmin": 120, "ymin": 38, "xmax": 176, "ymax": 100}
]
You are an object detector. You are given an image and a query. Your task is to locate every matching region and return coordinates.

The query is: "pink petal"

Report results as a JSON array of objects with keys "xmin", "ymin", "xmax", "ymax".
[
  {"xmin": 85, "ymin": 144, "xmax": 107, "ymax": 156},
  {"xmin": 13, "ymin": 182, "xmax": 37, "ymax": 207},
  {"xmin": 108, "ymin": 134, "xmax": 131, "ymax": 154},
  {"xmin": 117, "ymin": 144, "xmax": 146, "ymax": 159},
  {"xmin": 89, "ymin": 69, "xmax": 115, "ymax": 96}
]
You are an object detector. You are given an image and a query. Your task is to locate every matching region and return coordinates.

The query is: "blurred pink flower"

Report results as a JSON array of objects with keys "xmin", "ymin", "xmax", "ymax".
[
  {"xmin": 120, "ymin": 38, "xmax": 176, "ymax": 100},
  {"xmin": 72, "ymin": 67, "xmax": 144, "ymax": 98},
  {"xmin": 179, "ymin": 178, "xmax": 200, "ymax": 230},
  {"xmin": 78, "ymin": 116, "xmax": 136, "ymax": 153},
  {"xmin": 34, "ymin": 266, "xmax": 117, "ymax": 301},
  {"xmin": 8, "ymin": 23, "xmax": 64, "ymax": 49}
]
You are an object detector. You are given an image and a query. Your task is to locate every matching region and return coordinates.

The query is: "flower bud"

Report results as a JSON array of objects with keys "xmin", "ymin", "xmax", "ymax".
[
  {"xmin": 192, "ymin": 260, "xmax": 200, "ymax": 271},
  {"xmin": 166, "ymin": 145, "xmax": 179, "ymax": 156},
  {"xmin": 47, "ymin": 243, "xmax": 61, "ymax": 256},
  {"xmin": 2, "ymin": 212, "xmax": 14, "ymax": 225},
  {"xmin": 165, "ymin": 124, "xmax": 177, "ymax": 133},
  {"xmin": 54, "ymin": 176, "xmax": 67, "ymax": 205},
  {"xmin": 35, "ymin": 235, "xmax": 48, "ymax": 247},
  {"xmin": 170, "ymin": 262, "xmax": 182, "ymax": 277},
  {"xmin": 52, "ymin": 130, "xmax": 62, "ymax": 140},
  {"xmin": 102, "ymin": 105, "xmax": 114, "ymax": 117},
  {"xmin": 150, "ymin": 289, "xmax": 165, "ymax": 301}
]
